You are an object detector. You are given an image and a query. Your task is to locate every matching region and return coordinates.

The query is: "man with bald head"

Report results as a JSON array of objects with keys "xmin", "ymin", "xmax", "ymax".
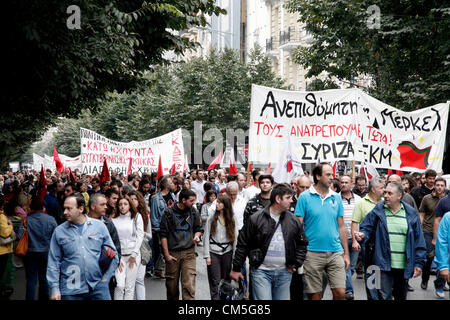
[{"xmin": 289, "ymin": 176, "xmax": 312, "ymax": 215}]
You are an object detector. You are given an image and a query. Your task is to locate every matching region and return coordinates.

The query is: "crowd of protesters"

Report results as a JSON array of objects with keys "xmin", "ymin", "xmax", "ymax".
[{"xmin": 0, "ymin": 165, "xmax": 449, "ymax": 301}]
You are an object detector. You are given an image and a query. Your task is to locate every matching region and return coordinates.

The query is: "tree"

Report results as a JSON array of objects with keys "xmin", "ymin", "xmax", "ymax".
[
  {"xmin": 1, "ymin": 0, "xmax": 226, "ymax": 169},
  {"xmin": 285, "ymin": 0, "xmax": 450, "ymax": 110},
  {"xmin": 50, "ymin": 47, "xmax": 285, "ymax": 165}
]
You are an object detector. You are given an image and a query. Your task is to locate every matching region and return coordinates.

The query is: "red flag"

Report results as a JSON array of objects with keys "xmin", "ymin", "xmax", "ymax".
[
  {"xmin": 388, "ymin": 169, "xmax": 393, "ymax": 175},
  {"xmin": 229, "ymin": 152, "xmax": 238, "ymax": 175},
  {"xmin": 53, "ymin": 145, "xmax": 64, "ymax": 173},
  {"xmin": 332, "ymin": 161, "xmax": 337, "ymax": 178},
  {"xmin": 267, "ymin": 162, "xmax": 271, "ymax": 174},
  {"xmin": 397, "ymin": 141, "xmax": 431, "ymax": 170},
  {"xmin": 396, "ymin": 170, "xmax": 404, "ymax": 176},
  {"xmin": 156, "ymin": 154, "xmax": 163, "ymax": 181},
  {"xmin": 126, "ymin": 157, "xmax": 133, "ymax": 183},
  {"xmin": 99, "ymin": 159, "xmax": 111, "ymax": 184},
  {"xmin": 38, "ymin": 165, "xmax": 47, "ymax": 200},
  {"xmin": 170, "ymin": 163, "xmax": 176, "ymax": 175},
  {"xmin": 68, "ymin": 168, "xmax": 76, "ymax": 182},
  {"xmin": 207, "ymin": 151, "xmax": 222, "ymax": 170}
]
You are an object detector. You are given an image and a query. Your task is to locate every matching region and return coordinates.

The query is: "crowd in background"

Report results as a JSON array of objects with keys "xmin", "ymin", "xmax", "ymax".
[{"xmin": 0, "ymin": 165, "xmax": 449, "ymax": 301}]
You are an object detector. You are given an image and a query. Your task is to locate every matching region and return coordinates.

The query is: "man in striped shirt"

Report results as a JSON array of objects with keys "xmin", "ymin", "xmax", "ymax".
[
  {"xmin": 339, "ymin": 175, "xmax": 361, "ymax": 300},
  {"xmin": 354, "ymin": 182, "xmax": 426, "ymax": 300}
]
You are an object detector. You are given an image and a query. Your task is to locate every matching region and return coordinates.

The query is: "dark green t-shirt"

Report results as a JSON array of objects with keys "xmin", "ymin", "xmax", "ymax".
[{"xmin": 419, "ymin": 192, "xmax": 446, "ymax": 233}]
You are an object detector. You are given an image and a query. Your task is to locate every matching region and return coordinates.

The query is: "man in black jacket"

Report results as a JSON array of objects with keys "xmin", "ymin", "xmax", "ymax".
[
  {"xmin": 230, "ymin": 183, "xmax": 308, "ymax": 300},
  {"xmin": 160, "ymin": 188, "xmax": 203, "ymax": 300},
  {"xmin": 87, "ymin": 193, "xmax": 122, "ymax": 300},
  {"xmin": 243, "ymin": 174, "xmax": 274, "ymax": 229}
]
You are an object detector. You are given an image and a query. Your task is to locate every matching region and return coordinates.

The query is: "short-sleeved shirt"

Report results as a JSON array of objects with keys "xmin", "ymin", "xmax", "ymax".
[
  {"xmin": 295, "ymin": 185, "xmax": 344, "ymax": 252},
  {"xmin": 259, "ymin": 211, "xmax": 286, "ymax": 270},
  {"xmin": 352, "ymin": 194, "xmax": 379, "ymax": 224},
  {"xmin": 340, "ymin": 192, "xmax": 361, "ymax": 239},
  {"xmin": 384, "ymin": 204, "xmax": 407, "ymax": 269},
  {"xmin": 419, "ymin": 192, "xmax": 446, "ymax": 233},
  {"xmin": 435, "ymin": 194, "xmax": 450, "ymax": 218}
]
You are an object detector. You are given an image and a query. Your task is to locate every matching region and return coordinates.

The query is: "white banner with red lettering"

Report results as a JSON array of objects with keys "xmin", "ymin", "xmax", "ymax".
[
  {"xmin": 248, "ymin": 84, "xmax": 449, "ymax": 172},
  {"xmin": 80, "ymin": 128, "xmax": 184, "ymax": 175}
]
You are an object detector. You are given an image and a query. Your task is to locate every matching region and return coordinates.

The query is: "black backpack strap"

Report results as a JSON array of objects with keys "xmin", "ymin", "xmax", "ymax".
[{"xmin": 209, "ymin": 236, "xmax": 233, "ymax": 252}]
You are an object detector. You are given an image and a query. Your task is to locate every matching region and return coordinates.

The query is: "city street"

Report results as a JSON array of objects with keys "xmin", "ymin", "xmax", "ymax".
[{"xmin": 9, "ymin": 246, "xmax": 448, "ymax": 300}]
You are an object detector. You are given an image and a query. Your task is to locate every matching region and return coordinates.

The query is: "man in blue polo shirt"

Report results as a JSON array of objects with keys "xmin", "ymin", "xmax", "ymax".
[{"xmin": 295, "ymin": 163, "xmax": 350, "ymax": 300}]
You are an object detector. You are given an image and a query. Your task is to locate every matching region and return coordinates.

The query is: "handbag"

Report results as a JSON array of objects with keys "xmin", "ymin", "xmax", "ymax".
[
  {"xmin": 140, "ymin": 239, "xmax": 152, "ymax": 265},
  {"xmin": 14, "ymin": 218, "xmax": 28, "ymax": 256}
]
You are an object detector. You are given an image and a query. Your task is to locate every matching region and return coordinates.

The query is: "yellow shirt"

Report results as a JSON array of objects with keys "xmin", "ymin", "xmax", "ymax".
[{"xmin": 0, "ymin": 212, "xmax": 14, "ymax": 255}]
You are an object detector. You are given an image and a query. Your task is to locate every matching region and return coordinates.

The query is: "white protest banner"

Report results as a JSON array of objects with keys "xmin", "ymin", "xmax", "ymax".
[
  {"xmin": 33, "ymin": 153, "xmax": 81, "ymax": 171},
  {"xmin": 80, "ymin": 128, "xmax": 184, "ymax": 175},
  {"xmin": 248, "ymin": 84, "xmax": 449, "ymax": 172},
  {"xmin": 60, "ymin": 154, "xmax": 82, "ymax": 171}
]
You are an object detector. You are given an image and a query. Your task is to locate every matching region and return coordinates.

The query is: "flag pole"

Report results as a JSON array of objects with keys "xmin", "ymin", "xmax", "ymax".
[{"xmin": 352, "ymin": 160, "xmax": 356, "ymax": 182}]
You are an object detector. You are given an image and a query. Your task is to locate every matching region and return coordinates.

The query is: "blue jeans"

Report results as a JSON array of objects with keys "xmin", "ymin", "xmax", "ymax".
[
  {"xmin": 378, "ymin": 269, "xmax": 408, "ymax": 301},
  {"xmin": 24, "ymin": 251, "xmax": 49, "ymax": 300},
  {"xmin": 345, "ymin": 239, "xmax": 359, "ymax": 294},
  {"xmin": 251, "ymin": 268, "xmax": 292, "ymax": 300},
  {"xmin": 62, "ymin": 281, "xmax": 111, "ymax": 300}
]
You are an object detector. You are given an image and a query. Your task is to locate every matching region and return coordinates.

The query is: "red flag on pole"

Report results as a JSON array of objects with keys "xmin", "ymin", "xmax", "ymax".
[
  {"xmin": 157, "ymin": 154, "xmax": 164, "ymax": 181},
  {"xmin": 68, "ymin": 168, "xmax": 76, "ymax": 182},
  {"xmin": 170, "ymin": 163, "xmax": 176, "ymax": 175},
  {"xmin": 53, "ymin": 145, "xmax": 64, "ymax": 173},
  {"xmin": 332, "ymin": 161, "xmax": 337, "ymax": 178},
  {"xmin": 229, "ymin": 152, "xmax": 238, "ymax": 175},
  {"xmin": 207, "ymin": 151, "xmax": 222, "ymax": 170},
  {"xmin": 267, "ymin": 162, "xmax": 271, "ymax": 174},
  {"xmin": 38, "ymin": 165, "xmax": 47, "ymax": 200},
  {"xmin": 99, "ymin": 159, "xmax": 111, "ymax": 184},
  {"xmin": 126, "ymin": 157, "xmax": 133, "ymax": 183}
]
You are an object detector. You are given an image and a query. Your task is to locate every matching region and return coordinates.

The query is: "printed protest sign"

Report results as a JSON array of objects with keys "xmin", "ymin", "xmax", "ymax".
[
  {"xmin": 248, "ymin": 84, "xmax": 449, "ymax": 172},
  {"xmin": 80, "ymin": 128, "xmax": 184, "ymax": 175}
]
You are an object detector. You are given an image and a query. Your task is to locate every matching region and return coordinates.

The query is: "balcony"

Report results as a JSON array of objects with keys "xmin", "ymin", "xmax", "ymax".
[
  {"xmin": 265, "ymin": 37, "xmax": 279, "ymax": 57},
  {"xmin": 278, "ymin": 27, "xmax": 302, "ymax": 51}
]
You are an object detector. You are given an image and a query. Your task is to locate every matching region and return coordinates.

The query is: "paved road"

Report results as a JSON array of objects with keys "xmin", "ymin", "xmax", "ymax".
[{"xmin": 9, "ymin": 246, "xmax": 449, "ymax": 300}]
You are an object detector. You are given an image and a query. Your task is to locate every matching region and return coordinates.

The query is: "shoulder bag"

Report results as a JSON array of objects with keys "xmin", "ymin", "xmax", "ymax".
[{"xmin": 14, "ymin": 218, "xmax": 28, "ymax": 256}]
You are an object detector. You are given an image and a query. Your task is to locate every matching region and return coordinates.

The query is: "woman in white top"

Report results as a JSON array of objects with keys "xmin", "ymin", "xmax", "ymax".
[
  {"xmin": 203, "ymin": 193, "xmax": 238, "ymax": 300},
  {"xmin": 128, "ymin": 191, "xmax": 152, "ymax": 300},
  {"xmin": 112, "ymin": 195, "xmax": 144, "ymax": 300}
]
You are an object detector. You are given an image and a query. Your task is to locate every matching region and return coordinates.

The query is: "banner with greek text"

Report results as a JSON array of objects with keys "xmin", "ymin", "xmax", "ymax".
[
  {"xmin": 248, "ymin": 84, "xmax": 449, "ymax": 172},
  {"xmin": 80, "ymin": 128, "xmax": 184, "ymax": 175}
]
